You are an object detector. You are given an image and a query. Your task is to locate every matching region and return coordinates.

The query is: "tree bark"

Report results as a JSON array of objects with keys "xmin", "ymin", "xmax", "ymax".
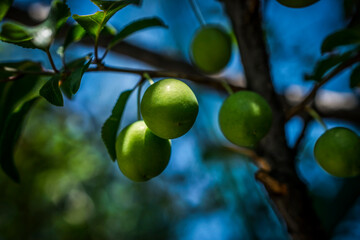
[{"xmin": 222, "ymin": 0, "xmax": 327, "ymax": 239}]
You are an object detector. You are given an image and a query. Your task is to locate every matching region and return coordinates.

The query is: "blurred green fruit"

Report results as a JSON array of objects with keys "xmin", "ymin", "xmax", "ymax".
[
  {"xmin": 191, "ymin": 26, "xmax": 232, "ymax": 74},
  {"xmin": 141, "ymin": 79, "xmax": 198, "ymax": 139},
  {"xmin": 276, "ymin": 0, "xmax": 319, "ymax": 8},
  {"xmin": 116, "ymin": 121, "xmax": 171, "ymax": 182},
  {"xmin": 219, "ymin": 91, "xmax": 272, "ymax": 148},
  {"xmin": 314, "ymin": 127, "xmax": 360, "ymax": 178}
]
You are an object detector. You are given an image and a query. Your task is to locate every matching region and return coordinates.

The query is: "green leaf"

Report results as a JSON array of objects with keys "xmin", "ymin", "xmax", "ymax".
[
  {"xmin": 101, "ymin": 89, "xmax": 133, "ymax": 161},
  {"xmin": 321, "ymin": 28, "xmax": 360, "ymax": 54},
  {"xmin": 0, "ymin": 0, "xmax": 14, "ymax": 22},
  {"xmin": 305, "ymin": 51, "xmax": 354, "ymax": 82},
  {"xmin": 39, "ymin": 75, "xmax": 64, "ymax": 106},
  {"xmin": 0, "ymin": 61, "xmax": 42, "ymax": 128},
  {"xmin": 63, "ymin": 24, "xmax": 87, "ymax": 50},
  {"xmin": 62, "ymin": 23, "xmax": 115, "ymax": 51},
  {"xmin": 108, "ymin": 17, "xmax": 167, "ymax": 49},
  {"xmin": 0, "ymin": 0, "xmax": 70, "ymax": 50},
  {"xmin": 350, "ymin": 64, "xmax": 360, "ymax": 88},
  {"xmin": 0, "ymin": 22, "xmax": 37, "ymax": 49},
  {"xmin": 90, "ymin": 0, "xmax": 140, "ymax": 10},
  {"xmin": 276, "ymin": 0, "xmax": 319, "ymax": 8},
  {"xmin": 102, "ymin": 24, "xmax": 117, "ymax": 36},
  {"xmin": 60, "ymin": 57, "xmax": 92, "ymax": 99},
  {"xmin": 0, "ymin": 97, "xmax": 39, "ymax": 182},
  {"xmin": 73, "ymin": 0, "xmax": 139, "ymax": 39}
]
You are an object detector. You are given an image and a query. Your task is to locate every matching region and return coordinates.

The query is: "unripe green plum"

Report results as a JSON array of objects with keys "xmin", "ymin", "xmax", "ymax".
[
  {"xmin": 141, "ymin": 79, "xmax": 198, "ymax": 139},
  {"xmin": 191, "ymin": 26, "xmax": 232, "ymax": 74},
  {"xmin": 276, "ymin": 0, "xmax": 319, "ymax": 8},
  {"xmin": 116, "ymin": 121, "xmax": 171, "ymax": 182},
  {"xmin": 314, "ymin": 127, "xmax": 360, "ymax": 178},
  {"xmin": 219, "ymin": 91, "xmax": 272, "ymax": 148}
]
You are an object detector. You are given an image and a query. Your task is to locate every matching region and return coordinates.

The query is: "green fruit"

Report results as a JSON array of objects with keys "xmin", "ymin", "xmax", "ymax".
[
  {"xmin": 116, "ymin": 121, "xmax": 171, "ymax": 182},
  {"xmin": 141, "ymin": 79, "xmax": 198, "ymax": 139},
  {"xmin": 219, "ymin": 91, "xmax": 272, "ymax": 148},
  {"xmin": 276, "ymin": 0, "xmax": 319, "ymax": 8},
  {"xmin": 314, "ymin": 127, "xmax": 360, "ymax": 178},
  {"xmin": 191, "ymin": 26, "xmax": 232, "ymax": 74}
]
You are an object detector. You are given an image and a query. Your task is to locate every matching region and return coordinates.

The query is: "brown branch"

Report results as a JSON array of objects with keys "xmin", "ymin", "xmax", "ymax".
[
  {"xmin": 88, "ymin": 65, "xmax": 244, "ymax": 91},
  {"xmin": 4, "ymin": 7, "xmax": 244, "ymax": 93},
  {"xmin": 222, "ymin": 0, "xmax": 328, "ymax": 239},
  {"xmin": 45, "ymin": 49, "xmax": 59, "ymax": 73},
  {"xmin": 286, "ymin": 54, "xmax": 360, "ymax": 121},
  {"xmin": 293, "ymin": 115, "xmax": 311, "ymax": 151},
  {"xmin": 255, "ymin": 170, "xmax": 288, "ymax": 195}
]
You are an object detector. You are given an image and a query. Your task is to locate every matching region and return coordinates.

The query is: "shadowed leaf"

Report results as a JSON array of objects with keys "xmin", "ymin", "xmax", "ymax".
[
  {"xmin": 305, "ymin": 51, "xmax": 354, "ymax": 82},
  {"xmin": 101, "ymin": 89, "xmax": 133, "ymax": 161},
  {"xmin": 61, "ymin": 57, "xmax": 92, "ymax": 99},
  {"xmin": 350, "ymin": 64, "xmax": 360, "ymax": 88},
  {"xmin": 0, "ymin": 0, "xmax": 14, "ymax": 22},
  {"xmin": 108, "ymin": 17, "xmax": 167, "ymax": 49},
  {"xmin": 73, "ymin": 0, "xmax": 139, "ymax": 39},
  {"xmin": 0, "ymin": 97, "xmax": 39, "ymax": 182},
  {"xmin": 39, "ymin": 74, "xmax": 64, "ymax": 106},
  {"xmin": 321, "ymin": 28, "xmax": 360, "ymax": 54},
  {"xmin": 0, "ymin": 0, "xmax": 70, "ymax": 50}
]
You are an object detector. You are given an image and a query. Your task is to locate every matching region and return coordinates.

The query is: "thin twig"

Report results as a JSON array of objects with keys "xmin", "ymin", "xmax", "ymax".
[
  {"xmin": 286, "ymin": 54, "xmax": 360, "ymax": 121},
  {"xmin": 46, "ymin": 49, "xmax": 59, "ymax": 73},
  {"xmin": 137, "ymin": 77, "xmax": 144, "ymax": 120},
  {"xmin": 0, "ymin": 63, "xmax": 245, "ymax": 93},
  {"xmin": 293, "ymin": 115, "xmax": 311, "ymax": 151},
  {"xmin": 87, "ymin": 65, "xmax": 245, "ymax": 92}
]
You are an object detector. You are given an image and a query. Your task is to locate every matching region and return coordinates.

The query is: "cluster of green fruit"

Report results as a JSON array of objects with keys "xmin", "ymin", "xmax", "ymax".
[
  {"xmin": 116, "ymin": 79, "xmax": 199, "ymax": 182},
  {"xmin": 115, "ymin": 25, "xmax": 275, "ymax": 182},
  {"xmin": 116, "ymin": 23, "xmax": 360, "ymax": 182},
  {"xmin": 190, "ymin": 25, "xmax": 273, "ymax": 148}
]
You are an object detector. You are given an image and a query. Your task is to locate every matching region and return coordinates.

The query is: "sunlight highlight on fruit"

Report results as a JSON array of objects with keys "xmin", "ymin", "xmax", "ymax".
[
  {"xmin": 219, "ymin": 91, "xmax": 272, "ymax": 148},
  {"xmin": 141, "ymin": 79, "xmax": 198, "ymax": 139}
]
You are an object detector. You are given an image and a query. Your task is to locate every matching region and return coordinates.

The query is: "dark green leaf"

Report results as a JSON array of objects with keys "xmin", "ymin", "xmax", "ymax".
[
  {"xmin": 72, "ymin": 12, "xmax": 104, "ymax": 39},
  {"xmin": 108, "ymin": 17, "xmax": 167, "ymax": 49},
  {"xmin": 276, "ymin": 0, "xmax": 319, "ymax": 8},
  {"xmin": 91, "ymin": 0, "xmax": 140, "ymax": 11},
  {"xmin": 0, "ymin": 97, "xmax": 39, "ymax": 182},
  {"xmin": 305, "ymin": 51, "xmax": 354, "ymax": 81},
  {"xmin": 73, "ymin": 0, "xmax": 139, "ymax": 39},
  {"xmin": 0, "ymin": 22, "xmax": 36, "ymax": 49},
  {"xmin": 39, "ymin": 75, "xmax": 64, "ymax": 106},
  {"xmin": 101, "ymin": 89, "xmax": 133, "ymax": 161},
  {"xmin": 0, "ymin": 0, "xmax": 14, "ymax": 22},
  {"xmin": 321, "ymin": 28, "xmax": 360, "ymax": 54},
  {"xmin": 350, "ymin": 64, "xmax": 360, "ymax": 88},
  {"xmin": 60, "ymin": 57, "xmax": 92, "ymax": 99},
  {"xmin": 63, "ymin": 24, "xmax": 87, "ymax": 50},
  {"xmin": 0, "ymin": 0, "xmax": 70, "ymax": 50},
  {"xmin": 62, "ymin": 23, "xmax": 115, "ymax": 52},
  {"xmin": 0, "ymin": 61, "xmax": 42, "ymax": 128}
]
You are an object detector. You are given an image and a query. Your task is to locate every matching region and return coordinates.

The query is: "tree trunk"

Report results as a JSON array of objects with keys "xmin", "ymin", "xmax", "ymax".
[{"xmin": 222, "ymin": 0, "xmax": 328, "ymax": 239}]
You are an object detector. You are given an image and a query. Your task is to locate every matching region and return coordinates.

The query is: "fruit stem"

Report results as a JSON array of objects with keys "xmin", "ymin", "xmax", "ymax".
[
  {"xmin": 143, "ymin": 73, "xmax": 154, "ymax": 85},
  {"xmin": 137, "ymin": 79, "xmax": 143, "ymax": 121},
  {"xmin": 305, "ymin": 106, "xmax": 328, "ymax": 130},
  {"xmin": 221, "ymin": 79, "xmax": 234, "ymax": 95},
  {"xmin": 189, "ymin": 0, "xmax": 206, "ymax": 26}
]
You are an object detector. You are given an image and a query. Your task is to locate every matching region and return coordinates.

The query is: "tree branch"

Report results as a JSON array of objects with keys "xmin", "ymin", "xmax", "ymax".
[
  {"xmin": 286, "ymin": 54, "xmax": 360, "ymax": 121},
  {"xmin": 222, "ymin": 0, "xmax": 327, "ymax": 239}
]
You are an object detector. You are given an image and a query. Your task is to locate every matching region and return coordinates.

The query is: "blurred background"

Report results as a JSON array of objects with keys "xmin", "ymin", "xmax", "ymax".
[{"xmin": 0, "ymin": 0, "xmax": 360, "ymax": 239}]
